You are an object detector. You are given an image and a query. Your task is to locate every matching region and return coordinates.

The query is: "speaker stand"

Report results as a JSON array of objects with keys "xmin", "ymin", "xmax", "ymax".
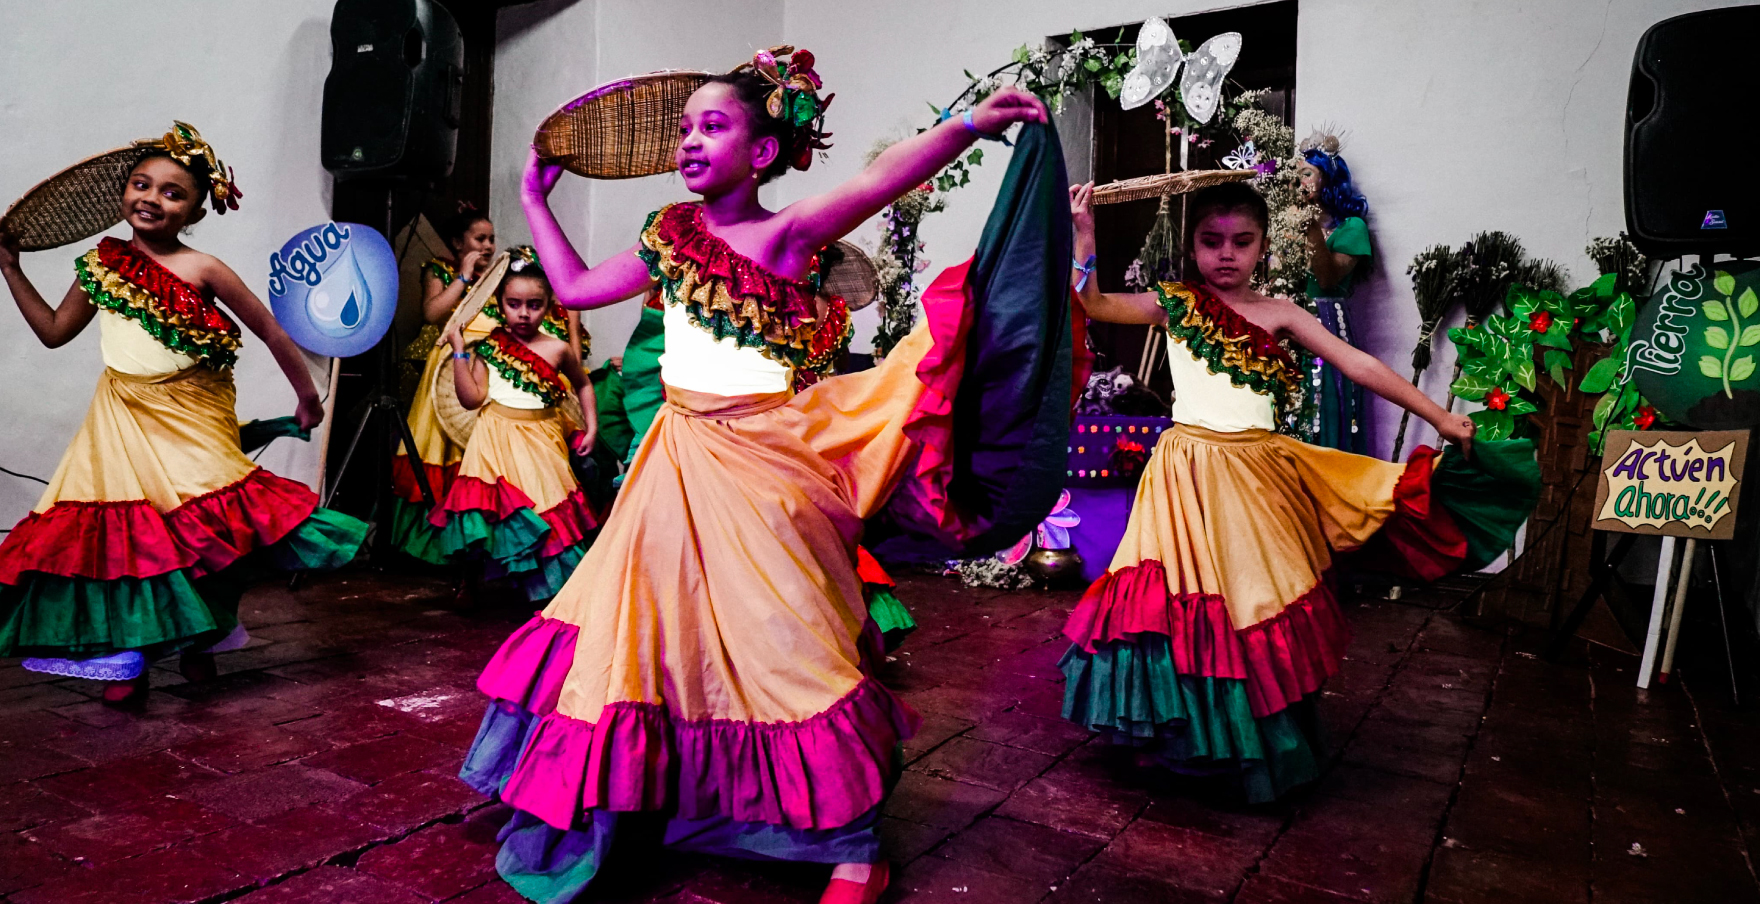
[{"xmin": 321, "ymin": 336, "xmax": 434, "ymax": 558}]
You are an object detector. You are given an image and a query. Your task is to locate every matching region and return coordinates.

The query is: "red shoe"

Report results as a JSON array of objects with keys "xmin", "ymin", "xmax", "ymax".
[
  {"xmin": 179, "ymin": 652, "xmax": 218, "ymax": 684},
  {"xmin": 819, "ymin": 862, "xmax": 889, "ymax": 904},
  {"xmin": 101, "ymin": 673, "xmax": 149, "ymax": 707}
]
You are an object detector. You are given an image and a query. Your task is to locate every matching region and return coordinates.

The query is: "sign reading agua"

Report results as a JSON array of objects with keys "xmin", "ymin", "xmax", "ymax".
[
  {"xmin": 1593, "ymin": 430, "xmax": 1748, "ymax": 539},
  {"xmin": 266, "ymin": 222, "xmax": 397, "ymax": 358}
]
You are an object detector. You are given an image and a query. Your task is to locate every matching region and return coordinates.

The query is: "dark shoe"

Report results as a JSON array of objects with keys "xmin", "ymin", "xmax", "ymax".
[
  {"xmin": 178, "ymin": 652, "xmax": 218, "ymax": 684},
  {"xmin": 101, "ymin": 673, "xmax": 149, "ymax": 706}
]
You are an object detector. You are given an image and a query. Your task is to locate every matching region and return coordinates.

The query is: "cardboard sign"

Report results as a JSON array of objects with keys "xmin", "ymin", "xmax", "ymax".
[{"xmin": 1592, "ymin": 430, "xmax": 1749, "ymax": 539}]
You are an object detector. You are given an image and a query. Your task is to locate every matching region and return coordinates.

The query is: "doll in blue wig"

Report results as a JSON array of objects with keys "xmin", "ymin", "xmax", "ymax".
[{"xmin": 1298, "ymin": 130, "xmax": 1373, "ymax": 453}]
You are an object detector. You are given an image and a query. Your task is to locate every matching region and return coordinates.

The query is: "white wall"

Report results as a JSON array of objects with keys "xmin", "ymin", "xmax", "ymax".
[
  {"xmin": 777, "ymin": 0, "xmax": 1730, "ymax": 455},
  {"xmin": 493, "ymin": 0, "xmax": 784, "ymax": 364},
  {"xmin": 0, "ymin": 1, "xmax": 338, "ymax": 527}
]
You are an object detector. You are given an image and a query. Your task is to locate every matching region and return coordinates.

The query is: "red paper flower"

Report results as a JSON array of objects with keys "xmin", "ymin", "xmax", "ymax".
[
  {"xmin": 1486, "ymin": 387, "xmax": 1511, "ymax": 410},
  {"xmin": 1529, "ymin": 311, "xmax": 1553, "ymax": 333},
  {"xmin": 1634, "ymin": 405, "xmax": 1658, "ymax": 430}
]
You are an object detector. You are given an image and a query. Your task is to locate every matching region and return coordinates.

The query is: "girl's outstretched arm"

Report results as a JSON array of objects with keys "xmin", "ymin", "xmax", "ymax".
[
  {"xmin": 1280, "ymin": 304, "xmax": 1474, "ymax": 451},
  {"xmin": 521, "ymin": 150, "xmax": 655, "ymax": 310},
  {"xmin": 1067, "ymin": 182, "xmax": 1165, "ymax": 326},
  {"xmin": 0, "ymin": 235, "xmax": 97, "ymax": 348},
  {"xmin": 444, "ymin": 323, "xmax": 487, "ymax": 410},
  {"xmin": 781, "ymin": 87, "xmax": 1049, "ymax": 253},
  {"xmin": 206, "ymin": 257, "xmax": 326, "ymax": 430}
]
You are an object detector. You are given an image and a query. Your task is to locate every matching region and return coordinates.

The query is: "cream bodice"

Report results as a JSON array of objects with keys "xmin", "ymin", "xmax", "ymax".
[
  {"xmin": 99, "ymin": 309, "xmax": 198, "ymax": 376},
  {"xmin": 486, "ymin": 365, "xmax": 548, "ymax": 410},
  {"xmin": 658, "ymin": 302, "xmax": 792, "ymax": 396},
  {"xmin": 1166, "ymin": 333, "xmax": 1278, "ymax": 433}
]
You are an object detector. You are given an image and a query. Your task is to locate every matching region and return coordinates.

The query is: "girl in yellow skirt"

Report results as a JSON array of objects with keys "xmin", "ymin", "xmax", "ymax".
[
  {"xmin": 0, "ymin": 123, "xmax": 367, "ymax": 705},
  {"xmin": 433, "ymin": 255, "xmax": 599, "ymax": 602},
  {"xmin": 1059, "ymin": 181, "xmax": 1537, "ymax": 802},
  {"xmin": 460, "ymin": 47, "xmax": 1063, "ymax": 904},
  {"xmin": 395, "ymin": 215, "xmax": 591, "ymax": 563}
]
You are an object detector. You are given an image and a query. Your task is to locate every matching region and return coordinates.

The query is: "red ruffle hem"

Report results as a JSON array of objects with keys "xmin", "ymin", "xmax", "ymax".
[
  {"xmin": 480, "ymin": 615, "xmax": 918, "ymax": 832},
  {"xmin": 1062, "ymin": 561, "xmax": 1352, "ymax": 719},
  {"xmin": 429, "ymin": 476, "xmax": 600, "ymax": 556},
  {"xmin": 391, "ymin": 454, "xmax": 458, "ymax": 506},
  {"xmin": 0, "ymin": 468, "xmax": 320, "ymax": 584}
]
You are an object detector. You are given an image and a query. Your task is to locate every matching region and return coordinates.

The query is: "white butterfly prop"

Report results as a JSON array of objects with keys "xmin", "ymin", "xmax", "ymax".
[
  {"xmin": 1180, "ymin": 32, "xmax": 1242, "ymax": 124},
  {"xmin": 1119, "ymin": 17, "xmax": 1181, "ymax": 111},
  {"xmin": 1117, "ymin": 19, "xmax": 1244, "ymax": 125},
  {"xmin": 1222, "ymin": 140, "xmax": 1258, "ymax": 171}
]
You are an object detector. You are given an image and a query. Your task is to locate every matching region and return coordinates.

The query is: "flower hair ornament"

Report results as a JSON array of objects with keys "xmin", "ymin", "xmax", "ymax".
[
  {"xmin": 738, "ymin": 45, "xmax": 835, "ymax": 171},
  {"xmin": 1298, "ymin": 127, "xmax": 1343, "ymax": 159},
  {"xmin": 508, "ymin": 244, "xmax": 543, "ymax": 273},
  {"xmin": 148, "ymin": 121, "xmax": 242, "ymax": 214}
]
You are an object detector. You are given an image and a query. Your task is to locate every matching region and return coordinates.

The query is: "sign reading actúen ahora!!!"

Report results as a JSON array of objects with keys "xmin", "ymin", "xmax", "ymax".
[{"xmin": 1592, "ymin": 429, "xmax": 1749, "ymax": 540}]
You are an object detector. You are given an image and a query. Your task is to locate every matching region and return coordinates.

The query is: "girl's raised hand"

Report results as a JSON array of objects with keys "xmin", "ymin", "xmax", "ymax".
[
  {"xmin": 1434, "ymin": 412, "xmax": 1476, "ymax": 455},
  {"xmin": 522, "ymin": 147, "xmax": 566, "ymax": 200},
  {"xmin": 1069, "ymin": 182, "xmax": 1096, "ymax": 235},
  {"xmin": 0, "ymin": 231, "xmax": 20, "ymax": 271},
  {"xmin": 969, "ymin": 86, "xmax": 1049, "ymax": 137},
  {"xmin": 460, "ymin": 249, "xmax": 487, "ymax": 281}
]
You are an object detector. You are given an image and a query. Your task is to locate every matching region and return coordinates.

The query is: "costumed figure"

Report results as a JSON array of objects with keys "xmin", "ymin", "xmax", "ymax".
[
  {"xmin": 1059, "ymin": 181, "xmax": 1538, "ymax": 802},
  {"xmin": 1298, "ymin": 131, "xmax": 1374, "ymax": 453},
  {"xmin": 459, "ymin": 49, "xmax": 1072, "ymax": 904},
  {"xmin": 396, "ymin": 215, "xmax": 592, "ymax": 564},
  {"xmin": 0, "ymin": 123, "xmax": 368, "ymax": 705},
  {"xmin": 393, "ymin": 205, "xmax": 497, "ymax": 561},
  {"xmin": 430, "ymin": 255, "xmax": 600, "ymax": 602}
]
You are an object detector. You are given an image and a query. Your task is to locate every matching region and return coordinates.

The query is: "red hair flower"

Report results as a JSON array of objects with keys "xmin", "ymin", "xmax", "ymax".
[
  {"xmin": 1485, "ymin": 387, "xmax": 1511, "ymax": 410},
  {"xmin": 1529, "ymin": 311, "xmax": 1553, "ymax": 333},
  {"xmin": 1634, "ymin": 405, "xmax": 1658, "ymax": 430}
]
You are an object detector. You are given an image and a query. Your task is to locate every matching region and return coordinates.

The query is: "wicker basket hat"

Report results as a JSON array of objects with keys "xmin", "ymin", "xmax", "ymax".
[
  {"xmin": 821, "ymin": 240, "xmax": 879, "ymax": 311},
  {"xmin": 1091, "ymin": 168, "xmax": 1255, "ymax": 206},
  {"xmin": 0, "ymin": 145, "xmax": 157, "ymax": 251},
  {"xmin": 1, "ymin": 122, "xmax": 240, "ymax": 252},
  {"xmin": 535, "ymin": 71, "xmax": 715, "ymax": 179}
]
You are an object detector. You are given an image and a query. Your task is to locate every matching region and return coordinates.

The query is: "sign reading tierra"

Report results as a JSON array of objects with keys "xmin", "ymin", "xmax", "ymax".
[{"xmin": 1592, "ymin": 430, "xmax": 1748, "ymax": 539}]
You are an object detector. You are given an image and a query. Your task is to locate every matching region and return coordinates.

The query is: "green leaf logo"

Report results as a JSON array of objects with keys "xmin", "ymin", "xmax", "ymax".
[
  {"xmin": 1708, "ymin": 326, "xmax": 1731, "ymax": 349},
  {"xmin": 1734, "ymin": 356, "xmax": 1757, "ymax": 383},
  {"xmin": 1705, "ymin": 300, "xmax": 1730, "ymax": 321},
  {"xmin": 1741, "ymin": 324, "xmax": 1760, "ymax": 347},
  {"xmin": 1742, "ymin": 288, "xmax": 1759, "ymax": 319},
  {"xmin": 1702, "ymin": 355, "xmax": 1725, "ymax": 379},
  {"xmin": 1715, "ymin": 270, "xmax": 1737, "ymax": 296}
]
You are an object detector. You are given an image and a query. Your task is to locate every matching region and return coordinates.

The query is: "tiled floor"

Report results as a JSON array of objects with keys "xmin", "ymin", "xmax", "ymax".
[{"xmin": 2, "ymin": 569, "xmax": 1757, "ymax": 903}]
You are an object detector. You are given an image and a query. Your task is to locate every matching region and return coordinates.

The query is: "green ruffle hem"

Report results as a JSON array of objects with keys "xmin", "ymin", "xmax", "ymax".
[
  {"xmin": 1060, "ymin": 634, "xmax": 1324, "ymax": 804},
  {"xmin": 0, "ymin": 508, "xmax": 365, "ymax": 659},
  {"xmin": 432, "ymin": 507, "xmax": 588, "ymax": 602}
]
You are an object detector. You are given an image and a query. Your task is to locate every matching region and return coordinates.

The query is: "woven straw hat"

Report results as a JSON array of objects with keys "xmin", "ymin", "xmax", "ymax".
[
  {"xmin": 1091, "ymin": 168, "xmax": 1255, "ymax": 206},
  {"xmin": 434, "ymin": 253, "xmax": 509, "ymax": 446},
  {"xmin": 536, "ymin": 71, "xmax": 715, "ymax": 179},
  {"xmin": 0, "ymin": 144, "xmax": 156, "ymax": 251},
  {"xmin": 821, "ymin": 240, "xmax": 880, "ymax": 311}
]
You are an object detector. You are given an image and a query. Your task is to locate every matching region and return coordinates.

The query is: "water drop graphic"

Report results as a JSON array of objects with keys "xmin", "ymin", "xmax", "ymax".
[{"xmin": 310, "ymin": 235, "xmax": 374, "ymax": 337}]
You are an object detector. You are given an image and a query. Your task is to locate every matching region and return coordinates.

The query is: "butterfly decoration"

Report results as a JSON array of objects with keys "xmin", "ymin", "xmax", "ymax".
[
  {"xmin": 1119, "ymin": 17, "xmax": 1181, "ymax": 111},
  {"xmin": 1118, "ymin": 19, "xmax": 1243, "ymax": 125},
  {"xmin": 1002, "ymin": 489, "xmax": 1082, "ymax": 565},
  {"xmin": 1222, "ymin": 140, "xmax": 1258, "ymax": 171}
]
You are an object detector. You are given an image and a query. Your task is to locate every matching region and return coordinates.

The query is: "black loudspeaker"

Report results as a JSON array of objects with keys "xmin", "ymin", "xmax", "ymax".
[
  {"xmin": 321, "ymin": 0, "xmax": 464, "ymax": 183},
  {"xmin": 1625, "ymin": 5, "xmax": 1760, "ymax": 255}
]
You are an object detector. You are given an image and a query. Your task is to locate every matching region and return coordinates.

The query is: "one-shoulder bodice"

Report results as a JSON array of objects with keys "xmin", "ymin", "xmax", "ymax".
[
  {"xmin": 1155, "ymin": 282, "xmax": 1305, "ymax": 433},
  {"xmin": 77, "ymin": 237, "xmax": 241, "ymax": 373}
]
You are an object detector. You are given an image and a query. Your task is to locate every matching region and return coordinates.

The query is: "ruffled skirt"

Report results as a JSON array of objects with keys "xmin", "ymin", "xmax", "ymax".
[
  {"xmin": 428, "ymin": 403, "xmax": 599, "ymax": 602},
  {"xmin": 0, "ymin": 366, "xmax": 367, "ymax": 675},
  {"xmin": 391, "ymin": 341, "xmax": 466, "ymax": 563},
  {"xmin": 1059, "ymin": 425, "xmax": 1536, "ymax": 802}
]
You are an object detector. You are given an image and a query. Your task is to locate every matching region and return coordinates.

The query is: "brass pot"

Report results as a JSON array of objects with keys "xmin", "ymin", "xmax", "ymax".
[{"xmin": 1025, "ymin": 547, "xmax": 1085, "ymax": 586}]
